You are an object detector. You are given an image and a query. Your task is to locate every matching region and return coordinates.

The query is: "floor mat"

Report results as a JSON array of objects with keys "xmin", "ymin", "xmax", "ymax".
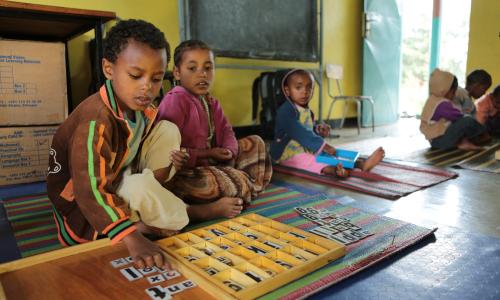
[
  {"xmin": 273, "ymin": 160, "xmax": 457, "ymax": 200},
  {"xmin": 0, "ymin": 183, "xmax": 305, "ymax": 258},
  {"xmin": 2, "ymin": 193, "xmax": 61, "ymax": 257},
  {"xmin": 186, "ymin": 188, "xmax": 435, "ymax": 300},
  {"xmin": 396, "ymin": 141, "xmax": 500, "ymax": 173},
  {"xmin": 454, "ymin": 142, "xmax": 500, "ymax": 173}
]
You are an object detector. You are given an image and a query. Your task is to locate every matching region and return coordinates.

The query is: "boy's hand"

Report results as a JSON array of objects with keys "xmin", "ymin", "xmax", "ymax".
[
  {"xmin": 170, "ymin": 149, "xmax": 189, "ymax": 171},
  {"xmin": 122, "ymin": 231, "xmax": 172, "ymax": 270},
  {"xmin": 323, "ymin": 144, "xmax": 336, "ymax": 156},
  {"xmin": 210, "ymin": 148, "xmax": 233, "ymax": 161},
  {"xmin": 317, "ymin": 123, "xmax": 331, "ymax": 138}
]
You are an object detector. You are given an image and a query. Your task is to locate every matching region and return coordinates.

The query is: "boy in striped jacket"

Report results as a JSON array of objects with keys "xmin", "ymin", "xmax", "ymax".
[{"xmin": 47, "ymin": 19, "xmax": 187, "ymax": 270}]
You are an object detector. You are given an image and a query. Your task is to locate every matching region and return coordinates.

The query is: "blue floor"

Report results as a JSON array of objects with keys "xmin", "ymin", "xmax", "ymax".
[
  {"xmin": 311, "ymin": 226, "xmax": 500, "ymax": 300},
  {"xmin": 0, "ymin": 181, "xmax": 46, "ymax": 199},
  {"xmin": 0, "ymin": 181, "xmax": 47, "ymax": 263}
]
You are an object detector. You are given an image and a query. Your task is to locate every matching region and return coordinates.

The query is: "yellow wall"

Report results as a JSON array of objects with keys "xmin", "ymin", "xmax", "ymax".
[
  {"xmin": 322, "ymin": 0, "xmax": 363, "ymax": 120},
  {"xmin": 12, "ymin": 0, "xmax": 362, "ymax": 125},
  {"xmin": 11, "ymin": 0, "xmax": 180, "ymax": 109},
  {"xmin": 467, "ymin": 0, "xmax": 500, "ymax": 88}
]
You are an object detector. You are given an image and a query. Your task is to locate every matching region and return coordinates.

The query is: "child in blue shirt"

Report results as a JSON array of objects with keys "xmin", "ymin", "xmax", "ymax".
[{"xmin": 270, "ymin": 69, "xmax": 385, "ymax": 177}]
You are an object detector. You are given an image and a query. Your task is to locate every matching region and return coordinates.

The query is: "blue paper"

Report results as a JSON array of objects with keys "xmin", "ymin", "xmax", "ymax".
[{"xmin": 315, "ymin": 148, "xmax": 360, "ymax": 169}]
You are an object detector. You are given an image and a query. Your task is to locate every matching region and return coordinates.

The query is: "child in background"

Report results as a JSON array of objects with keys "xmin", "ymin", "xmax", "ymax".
[
  {"xmin": 475, "ymin": 85, "xmax": 500, "ymax": 136},
  {"xmin": 420, "ymin": 68, "xmax": 486, "ymax": 150},
  {"xmin": 269, "ymin": 69, "xmax": 385, "ymax": 177},
  {"xmin": 47, "ymin": 20, "xmax": 189, "ymax": 270},
  {"xmin": 453, "ymin": 69, "xmax": 492, "ymax": 114},
  {"xmin": 157, "ymin": 40, "xmax": 272, "ymax": 220}
]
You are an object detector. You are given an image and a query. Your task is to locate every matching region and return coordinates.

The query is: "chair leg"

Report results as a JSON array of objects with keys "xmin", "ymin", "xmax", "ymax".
[
  {"xmin": 369, "ymin": 97, "xmax": 375, "ymax": 132},
  {"xmin": 326, "ymin": 99, "xmax": 337, "ymax": 125},
  {"xmin": 356, "ymin": 99, "xmax": 361, "ymax": 135},
  {"xmin": 340, "ymin": 99, "xmax": 348, "ymax": 129}
]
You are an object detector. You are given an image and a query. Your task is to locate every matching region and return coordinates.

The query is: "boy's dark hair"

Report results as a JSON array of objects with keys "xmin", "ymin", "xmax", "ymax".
[
  {"xmin": 173, "ymin": 40, "xmax": 212, "ymax": 67},
  {"xmin": 466, "ymin": 69, "xmax": 492, "ymax": 87},
  {"xmin": 284, "ymin": 69, "xmax": 313, "ymax": 87},
  {"xmin": 103, "ymin": 19, "xmax": 170, "ymax": 63},
  {"xmin": 447, "ymin": 76, "xmax": 458, "ymax": 93},
  {"xmin": 492, "ymin": 85, "xmax": 500, "ymax": 98}
]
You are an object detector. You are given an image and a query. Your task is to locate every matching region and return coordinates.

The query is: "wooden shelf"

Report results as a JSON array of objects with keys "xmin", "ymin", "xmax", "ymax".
[{"xmin": 0, "ymin": 0, "xmax": 115, "ymax": 41}]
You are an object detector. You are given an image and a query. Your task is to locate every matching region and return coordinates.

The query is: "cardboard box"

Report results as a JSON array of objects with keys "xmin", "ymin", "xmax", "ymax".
[
  {"xmin": 0, "ymin": 40, "xmax": 67, "ymax": 125},
  {"xmin": 0, "ymin": 126, "xmax": 58, "ymax": 186}
]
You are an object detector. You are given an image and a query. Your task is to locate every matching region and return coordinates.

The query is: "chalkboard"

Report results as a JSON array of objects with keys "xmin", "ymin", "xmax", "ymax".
[{"xmin": 184, "ymin": 0, "xmax": 318, "ymax": 62}]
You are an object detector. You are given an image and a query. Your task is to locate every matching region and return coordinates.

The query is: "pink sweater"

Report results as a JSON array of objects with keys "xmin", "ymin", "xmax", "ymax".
[
  {"xmin": 475, "ymin": 93, "xmax": 498, "ymax": 125},
  {"xmin": 157, "ymin": 86, "xmax": 238, "ymax": 167}
]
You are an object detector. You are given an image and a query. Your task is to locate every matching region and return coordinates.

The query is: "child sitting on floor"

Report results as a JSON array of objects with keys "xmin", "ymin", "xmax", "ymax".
[
  {"xmin": 47, "ymin": 20, "xmax": 188, "ymax": 269},
  {"xmin": 420, "ymin": 68, "xmax": 486, "ymax": 150},
  {"xmin": 157, "ymin": 40, "xmax": 272, "ymax": 219},
  {"xmin": 453, "ymin": 69, "xmax": 492, "ymax": 115},
  {"xmin": 269, "ymin": 69, "xmax": 385, "ymax": 177},
  {"xmin": 475, "ymin": 85, "xmax": 500, "ymax": 136}
]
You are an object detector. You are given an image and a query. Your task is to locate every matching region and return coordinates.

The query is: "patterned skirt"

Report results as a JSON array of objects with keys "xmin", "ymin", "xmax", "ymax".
[{"xmin": 166, "ymin": 135, "xmax": 272, "ymax": 204}]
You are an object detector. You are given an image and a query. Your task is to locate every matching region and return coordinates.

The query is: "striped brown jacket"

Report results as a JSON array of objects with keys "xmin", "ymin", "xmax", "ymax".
[{"xmin": 47, "ymin": 81, "xmax": 157, "ymax": 246}]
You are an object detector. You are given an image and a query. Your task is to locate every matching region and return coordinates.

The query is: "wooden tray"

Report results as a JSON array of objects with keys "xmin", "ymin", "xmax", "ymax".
[{"xmin": 157, "ymin": 213, "xmax": 346, "ymax": 300}]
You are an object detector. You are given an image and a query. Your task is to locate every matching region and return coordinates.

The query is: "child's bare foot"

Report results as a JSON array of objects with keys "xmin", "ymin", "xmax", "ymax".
[
  {"xmin": 322, "ymin": 165, "xmax": 350, "ymax": 177},
  {"xmin": 322, "ymin": 166, "xmax": 336, "ymax": 176},
  {"xmin": 209, "ymin": 197, "xmax": 243, "ymax": 218},
  {"xmin": 457, "ymin": 138, "xmax": 484, "ymax": 151},
  {"xmin": 361, "ymin": 147, "xmax": 385, "ymax": 172},
  {"xmin": 187, "ymin": 197, "xmax": 244, "ymax": 221}
]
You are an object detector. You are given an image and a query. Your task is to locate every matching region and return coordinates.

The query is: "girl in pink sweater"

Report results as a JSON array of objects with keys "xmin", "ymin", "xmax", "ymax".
[{"xmin": 157, "ymin": 40, "xmax": 272, "ymax": 220}]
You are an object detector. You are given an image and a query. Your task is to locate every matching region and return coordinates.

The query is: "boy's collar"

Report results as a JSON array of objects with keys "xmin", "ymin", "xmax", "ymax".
[
  {"xmin": 104, "ymin": 80, "xmax": 123, "ymax": 118},
  {"xmin": 99, "ymin": 80, "xmax": 157, "ymax": 121}
]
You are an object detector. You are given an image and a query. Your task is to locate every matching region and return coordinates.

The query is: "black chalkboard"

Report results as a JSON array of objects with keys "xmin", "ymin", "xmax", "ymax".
[{"xmin": 185, "ymin": 0, "xmax": 318, "ymax": 62}]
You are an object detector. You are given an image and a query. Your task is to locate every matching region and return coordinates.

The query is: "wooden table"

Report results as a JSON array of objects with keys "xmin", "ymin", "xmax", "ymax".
[{"xmin": 0, "ymin": 239, "xmax": 215, "ymax": 300}]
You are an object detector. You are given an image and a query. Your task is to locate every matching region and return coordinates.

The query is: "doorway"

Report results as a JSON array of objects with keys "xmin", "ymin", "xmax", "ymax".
[{"xmin": 399, "ymin": 0, "xmax": 471, "ymax": 118}]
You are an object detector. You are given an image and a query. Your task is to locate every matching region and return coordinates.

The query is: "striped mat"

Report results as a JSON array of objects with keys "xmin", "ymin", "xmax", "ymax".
[
  {"xmin": 273, "ymin": 160, "xmax": 457, "ymax": 200},
  {"xmin": 397, "ymin": 141, "xmax": 500, "ymax": 173},
  {"xmin": 2, "ymin": 193, "xmax": 61, "ymax": 257},
  {"xmin": 0, "ymin": 183, "xmax": 306, "ymax": 258},
  {"xmin": 189, "ymin": 182, "xmax": 436, "ymax": 300},
  {"xmin": 2, "ymin": 182, "xmax": 434, "ymax": 298}
]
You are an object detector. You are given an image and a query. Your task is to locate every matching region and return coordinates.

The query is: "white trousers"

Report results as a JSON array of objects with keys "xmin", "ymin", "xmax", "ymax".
[{"xmin": 117, "ymin": 121, "xmax": 189, "ymax": 230}]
